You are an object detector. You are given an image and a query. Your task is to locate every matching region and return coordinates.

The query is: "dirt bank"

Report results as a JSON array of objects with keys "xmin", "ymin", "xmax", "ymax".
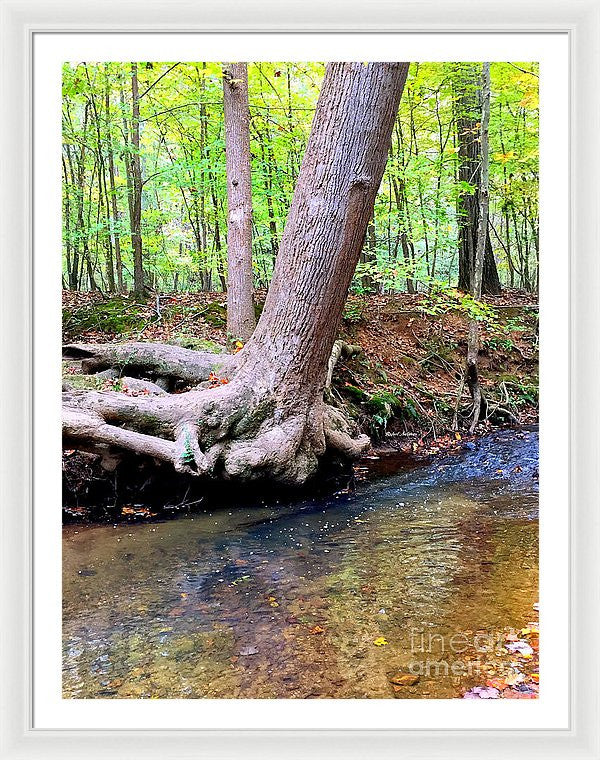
[{"xmin": 62, "ymin": 289, "xmax": 538, "ymax": 516}]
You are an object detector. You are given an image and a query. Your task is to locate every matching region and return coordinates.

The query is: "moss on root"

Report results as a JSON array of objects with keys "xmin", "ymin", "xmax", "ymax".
[
  {"xmin": 62, "ymin": 373, "xmax": 108, "ymax": 391},
  {"xmin": 173, "ymin": 334, "xmax": 226, "ymax": 353},
  {"xmin": 339, "ymin": 385, "xmax": 421, "ymax": 441}
]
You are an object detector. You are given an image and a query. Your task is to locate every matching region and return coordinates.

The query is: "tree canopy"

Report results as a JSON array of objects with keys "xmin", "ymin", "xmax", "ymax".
[{"xmin": 62, "ymin": 61, "xmax": 539, "ymax": 296}]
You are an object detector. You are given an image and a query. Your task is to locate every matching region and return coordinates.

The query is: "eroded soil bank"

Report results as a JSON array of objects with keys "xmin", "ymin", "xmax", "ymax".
[{"xmin": 62, "ymin": 290, "xmax": 538, "ymax": 517}]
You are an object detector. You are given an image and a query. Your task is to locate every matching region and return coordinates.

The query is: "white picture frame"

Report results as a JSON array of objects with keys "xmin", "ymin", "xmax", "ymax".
[{"xmin": 1, "ymin": 1, "xmax": 598, "ymax": 758}]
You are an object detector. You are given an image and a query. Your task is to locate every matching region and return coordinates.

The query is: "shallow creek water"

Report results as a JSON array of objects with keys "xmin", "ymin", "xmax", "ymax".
[{"xmin": 63, "ymin": 428, "xmax": 538, "ymax": 699}]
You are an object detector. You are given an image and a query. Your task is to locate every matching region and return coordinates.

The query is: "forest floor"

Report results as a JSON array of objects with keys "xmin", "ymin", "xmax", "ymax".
[{"xmin": 63, "ymin": 287, "xmax": 539, "ymax": 460}]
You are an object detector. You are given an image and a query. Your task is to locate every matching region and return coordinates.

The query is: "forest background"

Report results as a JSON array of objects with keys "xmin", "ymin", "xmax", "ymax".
[{"xmin": 61, "ymin": 61, "xmax": 539, "ymax": 297}]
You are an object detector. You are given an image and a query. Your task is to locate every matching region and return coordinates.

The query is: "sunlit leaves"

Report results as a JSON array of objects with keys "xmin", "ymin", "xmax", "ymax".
[{"xmin": 62, "ymin": 59, "xmax": 538, "ymax": 293}]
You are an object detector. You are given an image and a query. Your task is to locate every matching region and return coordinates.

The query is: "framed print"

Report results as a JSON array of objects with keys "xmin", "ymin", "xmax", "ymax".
[{"xmin": 1, "ymin": 1, "xmax": 599, "ymax": 759}]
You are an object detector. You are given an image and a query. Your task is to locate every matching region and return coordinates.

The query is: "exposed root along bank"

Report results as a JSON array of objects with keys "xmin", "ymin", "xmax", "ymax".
[
  {"xmin": 63, "ymin": 340, "xmax": 369, "ymax": 485},
  {"xmin": 63, "ymin": 342, "xmax": 235, "ymax": 388}
]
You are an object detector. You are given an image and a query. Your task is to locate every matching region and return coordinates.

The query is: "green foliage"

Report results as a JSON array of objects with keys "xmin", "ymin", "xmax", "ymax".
[
  {"xmin": 341, "ymin": 385, "xmax": 420, "ymax": 440},
  {"xmin": 500, "ymin": 378, "xmax": 539, "ymax": 406},
  {"xmin": 367, "ymin": 391, "xmax": 404, "ymax": 415},
  {"xmin": 483, "ymin": 335, "xmax": 515, "ymax": 352},
  {"xmin": 180, "ymin": 432, "xmax": 196, "ymax": 464},
  {"xmin": 343, "ymin": 297, "xmax": 367, "ymax": 324},
  {"xmin": 198, "ymin": 301, "xmax": 227, "ymax": 327},
  {"xmin": 504, "ymin": 316, "xmax": 528, "ymax": 334},
  {"xmin": 62, "ymin": 61, "xmax": 539, "ymax": 296},
  {"xmin": 342, "ymin": 384, "xmax": 370, "ymax": 403},
  {"xmin": 419, "ymin": 283, "xmax": 500, "ymax": 327}
]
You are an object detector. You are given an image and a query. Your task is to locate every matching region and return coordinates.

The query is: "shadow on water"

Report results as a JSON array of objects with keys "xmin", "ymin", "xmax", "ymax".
[{"xmin": 63, "ymin": 428, "xmax": 539, "ymax": 699}]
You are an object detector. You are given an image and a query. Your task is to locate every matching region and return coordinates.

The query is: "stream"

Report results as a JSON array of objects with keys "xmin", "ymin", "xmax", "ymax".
[{"xmin": 63, "ymin": 428, "xmax": 538, "ymax": 699}]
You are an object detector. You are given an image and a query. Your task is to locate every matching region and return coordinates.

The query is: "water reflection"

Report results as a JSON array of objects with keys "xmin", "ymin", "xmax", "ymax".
[{"xmin": 63, "ymin": 429, "xmax": 538, "ymax": 698}]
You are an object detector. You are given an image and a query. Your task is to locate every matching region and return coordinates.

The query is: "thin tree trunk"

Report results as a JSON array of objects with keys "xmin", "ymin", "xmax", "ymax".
[
  {"xmin": 130, "ymin": 63, "xmax": 145, "ymax": 298},
  {"xmin": 453, "ymin": 63, "xmax": 501, "ymax": 295},
  {"xmin": 466, "ymin": 63, "xmax": 491, "ymax": 433},
  {"xmin": 358, "ymin": 217, "xmax": 377, "ymax": 292},
  {"xmin": 196, "ymin": 64, "xmax": 212, "ymax": 291},
  {"xmin": 499, "ymin": 103, "xmax": 515, "ymax": 288},
  {"xmin": 209, "ymin": 168, "xmax": 228, "ymax": 291},
  {"xmin": 392, "ymin": 124, "xmax": 417, "ymax": 293},
  {"xmin": 255, "ymin": 119, "xmax": 280, "ymax": 263},
  {"xmin": 62, "ymin": 155, "xmax": 73, "ymax": 289},
  {"xmin": 64, "ymin": 149, "xmax": 80, "ymax": 290},
  {"xmin": 85, "ymin": 64, "xmax": 115, "ymax": 292},
  {"xmin": 105, "ymin": 66, "xmax": 124, "ymax": 293},
  {"xmin": 222, "ymin": 62, "xmax": 256, "ymax": 343}
]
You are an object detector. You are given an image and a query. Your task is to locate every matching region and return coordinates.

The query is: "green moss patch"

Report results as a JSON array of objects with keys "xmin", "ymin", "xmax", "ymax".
[
  {"xmin": 172, "ymin": 334, "xmax": 225, "ymax": 353},
  {"xmin": 63, "ymin": 298, "xmax": 146, "ymax": 337},
  {"xmin": 198, "ymin": 301, "xmax": 227, "ymax": 327}
]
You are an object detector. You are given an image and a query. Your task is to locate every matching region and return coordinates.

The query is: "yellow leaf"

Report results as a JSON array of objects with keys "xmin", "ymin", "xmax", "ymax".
[
  {"xmin": 520, "ymin": 626, "xmax": 539, "ymax": 636},
  {"xmin": 493, "ymin": 150, "xmax": 516, "ymax": 164},
  {"xmin": 373, "ymin": 637, "xmax": 388, "ymax": 646}
]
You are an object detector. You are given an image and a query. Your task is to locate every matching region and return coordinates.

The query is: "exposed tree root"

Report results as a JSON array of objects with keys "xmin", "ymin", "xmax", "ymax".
[
  {"xmin": 62, "ymin": 341, "xmax": 370, "ymax": 486},
  {"xmin": 325, "ymin": 340, "xmax": 362, "ymax": 389},
  {"xmin": 63, "ymin": 342, "xmax": 235, "ymax": 387}
]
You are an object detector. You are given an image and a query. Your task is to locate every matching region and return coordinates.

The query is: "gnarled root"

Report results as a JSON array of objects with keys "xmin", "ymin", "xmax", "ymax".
[
  {"xmin": 323, "ymin": 404, "xmax": 370, "ymax": 458},
  {"xmin": 63, "ymin": 384, "xmax": 370, "ymax": 487},
  {"xmin": 63, "ymin": 342, "xmax": 235, "ymax": 387},
  {"xmin": 62, "ymin": 339, "xmax": 371, "ymax": 487},
  {"xmin": 325, "ymin": 340, "xmax": 362, "ymax": 389}
]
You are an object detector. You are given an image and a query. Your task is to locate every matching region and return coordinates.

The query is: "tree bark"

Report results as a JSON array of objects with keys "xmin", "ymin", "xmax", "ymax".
[
  {"xmin": 62, "ymin": 156, "xmax": 73, "ymax": 288},
  {"xmin": 453, "ymin": 63, "xmax": 501, "ymax": 295},
  {"xmin": 105, "ymin": 66, "xmax": 124, "ymax": 293},
  {"xmin": 465, "ymin": 63, "xmax": 491, "ymax": 432},
  {"xmin": 130, "ymin": 63, "xmax": 145, "ymax": 298},
  {"xmin": 63, "ymin": 62, "xmax": 409, "ymax": 486},
  {"xmin": 222, "ymin": 62, "xmax": 256, "ymax": 343},
  {"xmin": 84, "ymin": 63, "xmax": 116, "ymax": 293}
]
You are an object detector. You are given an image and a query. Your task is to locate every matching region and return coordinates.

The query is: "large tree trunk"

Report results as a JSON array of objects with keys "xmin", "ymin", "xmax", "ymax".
[
  {"xmin": 63, "ymin": 62, "xmax": 409, "ymax": 486},
  {"xmin": 222, "ymin": 62, "xmax": 256, "ymax": 343},
  {"xmin": 453, "ymin": 63, "xmax": 501, "ymax": 295}
]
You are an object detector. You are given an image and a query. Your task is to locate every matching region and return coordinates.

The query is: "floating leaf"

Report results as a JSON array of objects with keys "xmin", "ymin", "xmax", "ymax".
[
  {"xmin": 239, "ymin": 645, "xmax": 258, "ymax": 656},
  {"xmin": 505, "ymin": 640, "xmax": 534, "ymax": 657},
  {"xmin": 463, "ymin": 686, "xmax": 500, "ymax": 699},
  {"xmin": 389, "ymin": 673, "xmax": 419, "ymax": 686}
]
